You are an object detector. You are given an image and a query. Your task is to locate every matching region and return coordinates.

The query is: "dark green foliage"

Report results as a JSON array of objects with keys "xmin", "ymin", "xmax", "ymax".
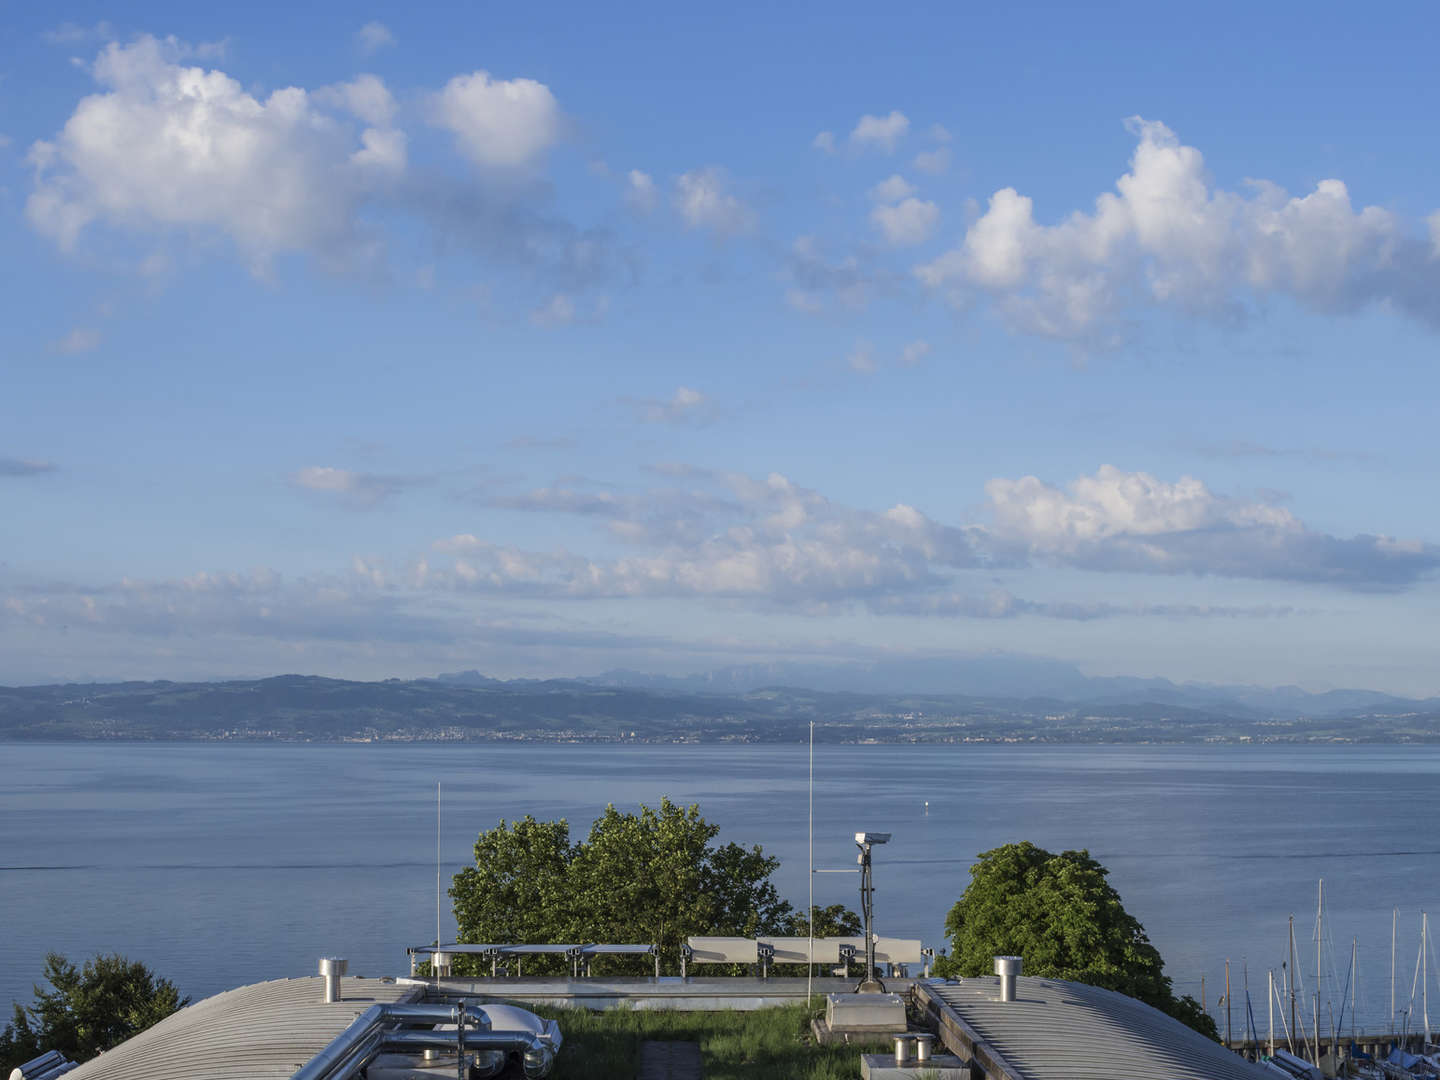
[
  {"xmin": 935, "ymin": 842, "xmax": 1218, "ymax": 1040},
  {"xmin": 451, "ymin": 799, "xmax": 854, "ymax": 975},
  {"xmin": 1, "ymin": 953, "xmax": 187, "ymax": 1071},
  {"xmin": 782, "ymin": 904, "xmax": 863, "ymax": 937}
]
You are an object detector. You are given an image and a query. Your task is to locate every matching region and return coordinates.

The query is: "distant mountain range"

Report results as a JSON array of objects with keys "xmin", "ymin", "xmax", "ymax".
[
  {"xmin": 3, "ymin": 657, "xmax": 1437, "ymax": 743},
  {"xmin": 440, "ymin": 655, "xmax": 1437, "ymax": 721}
]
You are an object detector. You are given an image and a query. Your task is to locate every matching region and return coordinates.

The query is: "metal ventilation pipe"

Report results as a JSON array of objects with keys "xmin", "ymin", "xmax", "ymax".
[
  {"xmin": 432, "ymin": 950, "xmax": 452, "ymax": 977},
  {"xmin": 994, "ymin": 955, "xmax": 1022, "ymax": 1002},
  {"xmin": 320, "ymin": 957, "xmax": 348, "ymax": 1003}
]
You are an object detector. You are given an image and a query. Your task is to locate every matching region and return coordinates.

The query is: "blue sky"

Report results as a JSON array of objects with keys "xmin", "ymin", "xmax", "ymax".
[{"xmin": 4, "ymin": 2, "xmax": 1440, "ymax": 693}]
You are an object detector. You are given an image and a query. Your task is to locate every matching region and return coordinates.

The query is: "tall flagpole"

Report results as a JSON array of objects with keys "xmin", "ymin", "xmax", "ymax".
[{"xmin": 808, "ymin": 721, "xmax": 814, "ymax": 1003}]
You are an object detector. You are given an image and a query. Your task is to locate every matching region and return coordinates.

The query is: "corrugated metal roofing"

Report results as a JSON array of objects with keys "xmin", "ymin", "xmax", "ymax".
[
  {"xmin": 60, "ymin": 976, "xmax": 420, "ymax": 1080},
  {"xmin": 921, "ymin": 975, "xmax": 1274, "ymax": 1080}
]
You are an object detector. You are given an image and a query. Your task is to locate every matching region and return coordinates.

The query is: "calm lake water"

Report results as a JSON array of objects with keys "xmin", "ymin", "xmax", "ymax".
[{"xmin": 2, "ymin": 742, "xmax": 1437, "ymax": 1034}]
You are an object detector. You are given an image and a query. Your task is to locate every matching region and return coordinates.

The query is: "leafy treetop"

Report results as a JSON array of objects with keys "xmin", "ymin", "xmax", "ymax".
[
  {"xmin": 450, "ymin": 798, "xmax": 851, "ymax": 975},
  {"xmin": 2, "ymin": 953, "xmax": 187, "ymax": 1071},
  {"xmin": 935, "ymin": 841, "xmax": 1218, "ymax": 1040}
]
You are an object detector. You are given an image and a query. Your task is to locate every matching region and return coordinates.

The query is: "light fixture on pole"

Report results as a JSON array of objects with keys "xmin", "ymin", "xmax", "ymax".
[{"xmin": 855, "ymin": 831, "xmax": 891, "ymax": 993}]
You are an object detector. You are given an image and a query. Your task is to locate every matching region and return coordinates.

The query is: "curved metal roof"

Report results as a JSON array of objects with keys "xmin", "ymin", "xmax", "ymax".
[
  {"xmin": 919, "ymin": 975, "xmax": 1274, "ymax": 1080},
  {"xmin": 60, "ymin": 976, "xmax": 420, "ymax": 1080}
]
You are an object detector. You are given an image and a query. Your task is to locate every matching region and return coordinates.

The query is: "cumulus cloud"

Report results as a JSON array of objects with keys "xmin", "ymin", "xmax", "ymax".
[
  {"xmin": 913, "ymin": 147, "xmax": 951, "ymax": 175},
  {"xmin": 431, "ymin": 69, "xmax": 562, "ymax": 170},
  {"xmin": 1, "ymin": 457, "xmax": 58, "ymax": 477},
  {"xmin": 916, "ymin": 117, "xmax": 1440, "ymax": 340},
  {"xmin": 429, "ymin": 462, "xmax": 1440, "ymax": 623},
  {"xmin": 530, "ymin": 292, "xmax": 577, "ymax": 326},
  {"xmin": 850, "ymin": 110, "xmax": 909, "ymax": 153},
  {"xmin": 26, "ymin": 35, "xmax": 395, "ymax": 271},
  {"xmin": 868, "ymin": 174, "xmax": 916, "ymax": 203},
  {"xmin": 292, "ymin": 465, "xmax": 424, "ymax": 508},
  {"xmin": 984, "ymin": 464, "xmax": 1440, "ymax": 589},
  {"xmin": 898, "ymin": 340, "xmax": 931, "ymax": 366},
  {"xmin": 356, "ymin": 21, "xmax": 395, "ymax": 55},
  {"xmin": 847, "ymin": 341, "xmax": 876, "ymax": 373},
  {"xmin": 871, "ymin": 196, "xmax": 940, "ymax": 247},
  {"xmin": 51, "ymin": 327, "xmax": 101, "ymax": 353},
  {"xmin": 317, "ymin": 73, "xmax": 397, "ymax": 127},
  {"xmin": 625, "ymin": 386, "xmax": 714, "ymax": 425},
  {"xmin": 674, "ymin": 167, "xmax": 754, "ymax": 234},
  {"xmin": 625, "ymin": 169, "xmax": 658, "ymax": 213}
]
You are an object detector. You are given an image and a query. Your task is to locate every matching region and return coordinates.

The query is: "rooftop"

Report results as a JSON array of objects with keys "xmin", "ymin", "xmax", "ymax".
[
  {"xmin": 918, "ymin": 975, "xmax": 1272, "ymax": 1080},
  {"xmin": 60, "ymin": 976, "xmax": 419, "ymax": 1080}
]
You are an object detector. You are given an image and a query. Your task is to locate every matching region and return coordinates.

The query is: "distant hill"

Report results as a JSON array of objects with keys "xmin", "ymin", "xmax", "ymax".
[{"xmin": 3, "ymin": 670, "xmax": 1439, "ymax": 743}]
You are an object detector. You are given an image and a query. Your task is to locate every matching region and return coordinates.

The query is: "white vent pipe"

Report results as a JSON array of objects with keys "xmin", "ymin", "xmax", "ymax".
[{"xmin": 320, "ymin": 957, "xmax": 348, "ymax": 1003}]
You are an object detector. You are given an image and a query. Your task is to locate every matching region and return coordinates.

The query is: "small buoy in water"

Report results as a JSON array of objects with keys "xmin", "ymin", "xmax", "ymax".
[{"xmin": 924, "ymin": 801, "xmax": 929, "ymax": 813}]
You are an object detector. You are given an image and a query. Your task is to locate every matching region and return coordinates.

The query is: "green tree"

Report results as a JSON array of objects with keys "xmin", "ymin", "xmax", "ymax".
[
  {"xmin": 1, "ymin": 953, "xmax": 187, "ymax": 1071},
  {"xmin": 935, "ymin": 842, "xmax": 1218, "ymax": 1040},
  {"xmin": 450, "ymin": 798, "xmax": 847, "ymax": 975},
  {"xmin": 781, "ymin": 904, "xmax": 864, "ymax": 937}
]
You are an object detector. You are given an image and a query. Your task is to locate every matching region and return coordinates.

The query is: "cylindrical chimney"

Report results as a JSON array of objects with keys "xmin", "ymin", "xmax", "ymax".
[
  {"xmin": 995, "ymin": 955, "xmax": 1022, "ymax": 1002},
  {"xmin": 433, "ymin": 950, "xmax": 453, "ymax": 977},
  {"xmin": 319, "ymin": 957, "xmax": 348, "ymax": 1003}
]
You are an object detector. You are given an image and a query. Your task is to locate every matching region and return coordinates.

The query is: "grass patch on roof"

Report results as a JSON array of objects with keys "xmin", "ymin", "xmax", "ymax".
[{"xmin": 528, "ymin": 999, "xmax": 871, "ymax": 1079}]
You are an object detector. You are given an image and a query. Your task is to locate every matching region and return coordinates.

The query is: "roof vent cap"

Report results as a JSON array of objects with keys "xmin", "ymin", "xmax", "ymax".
[{"xmin": 994, "ymin": 955, "xmax": 1022, "ymax": 1002}]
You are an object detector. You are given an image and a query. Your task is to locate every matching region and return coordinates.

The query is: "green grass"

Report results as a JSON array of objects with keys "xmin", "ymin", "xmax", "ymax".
[{"xmin": 524, "ymin": 999, "xmax": 874, "ymax": 1079}]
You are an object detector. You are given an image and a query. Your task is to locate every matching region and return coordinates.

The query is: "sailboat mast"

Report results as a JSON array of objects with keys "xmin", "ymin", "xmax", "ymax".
[
  {"xmin": 1296, "ymin": 915, "xmax": 1307, "ymax": 1054},
  {"xmin": 1393, "ymin": 907, "xmax": 1398, "ymax": 1036},
  {"xmin": 1224, "ymin": 959, "xmax": 1231, "ymax": 1046},
  {"xmin": 1351, "ymin": 937, "xmax": 1357, "ymax": 1044},
  {"xmin": 1316, "ymin": 879, "xmax": 1323, "ymax": 1034},
  {"xmin": 1425, "ymin": 910, "xmax": 1431, "ymax": 1047},
  {"xmin": 1269, "ymin": 969, "xmax": 1275, "ymax": 1057}
]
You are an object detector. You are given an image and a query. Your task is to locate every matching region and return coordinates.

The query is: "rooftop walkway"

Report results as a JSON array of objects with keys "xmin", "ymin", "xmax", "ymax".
[{"xmin": 428, "ymin": 974, "xmax": 916, "ymax": 1011}]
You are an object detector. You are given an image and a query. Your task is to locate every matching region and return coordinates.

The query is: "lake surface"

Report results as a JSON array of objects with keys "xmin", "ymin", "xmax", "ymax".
[{"xmin": 2, "ymin": 742, "xmax": 1437, "ymax": 1035}]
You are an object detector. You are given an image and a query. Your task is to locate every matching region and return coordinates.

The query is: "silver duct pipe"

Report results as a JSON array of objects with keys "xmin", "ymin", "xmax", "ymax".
[
  {"xmin": 9, "ymin": 1049, "xmax": 77, "ymax": 1080},
  {"xmin": 995, "ymin": 955, "xmax": 1022, "ymax": 1002},
  {"xmin": 289, "ymin": 1000, "xmax": 559, "ymax": 1080}
]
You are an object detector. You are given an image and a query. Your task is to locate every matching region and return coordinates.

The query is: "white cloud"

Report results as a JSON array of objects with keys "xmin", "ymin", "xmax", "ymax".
[
  {"xmin": 847, "ymin": 341, "xmax": 876, "ymax": 373},
  {"xmin": 868, "ymin": 174, "xmax": 915, "ymax": 203},
  {"xmin": 317, "ymin": 73, "xmax": 397, "ymax": 127},
  {"xmin": 52, "ymin": 327, "xmax": 100, "ymax": 353},
  {"xmin": 674, "ymin": 167, "xmax": 753, "ymax": 234},
  {"xmin": 625, "ymin": 169, "xmax": 658, "ymax": 212},
  {"xmin": 530, "ymin": 293, "xmax": 577, "ymax": 326},
  {"xmin": 916, "ymin": 117, "xmax": 1440, "ymax": 340},
  {"xmin": 26, "ymin": 36, "xmax": 394, "ymax": 271},
  {"xmin": 293, "ymin": 465, "xmax": 423, "ymax": 508},
  {"xmin": 849, "ymin": 110, "xmax": 909, "ymax": 153},
  {"xmin": 356, "ymin": 21, "xmax": 395, "ymax": 55},
  {"xmin": 431, "ymin": 69, "xmax": 561, "ymax": 170},
  {"xmin": 929, "ymin": 123, "xmax": 952, "ymax": 144},
  {"xmin": 913, "ymin": 147, "xmax": 950, "ymax": 175},
  {"xmin": 898, "ymin": 340, "xmax": 931, "ymax": 367},
  {"xmin": 983, "ymin": 464, "xmax": 1440, "ymax": 588},
  {"xmin": 871, "ymin": 196, "xmax": 939, "ymax": 247},
  {"xmin": 626, "ymin": 386, "xmax": 714, "ymax": 424},
  {"xmin": 812, "ymin": 131, "xmax": 836, "ymax": 154}
]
